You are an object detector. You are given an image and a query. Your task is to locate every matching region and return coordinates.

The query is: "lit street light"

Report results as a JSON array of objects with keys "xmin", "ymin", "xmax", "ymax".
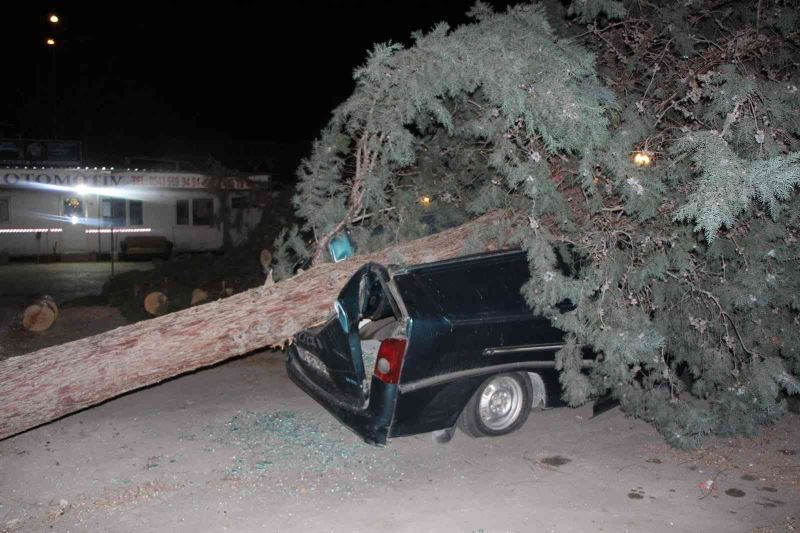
[
  {"xmin": 46, "ymin": 38, "xmax": 56, "ymax": 46},
  {"xmin": 49, "ymin": 14, "xmax": 59, "ymax": 24}
]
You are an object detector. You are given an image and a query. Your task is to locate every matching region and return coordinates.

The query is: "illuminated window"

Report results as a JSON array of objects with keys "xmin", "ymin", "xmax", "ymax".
[
  {"xmin": 192, "ymin": 198, "xmax": 214, "ymax": 226},
  {"xmin": 63, "ymin": 197, "xmax": 83, "ymax": 218},
  {"xmin": 176, "ymin": 200, "xmax": 189, "ymax": 225},
  {"xmin": 0, "ymin": 199, "xmax": 8, "ymax": 222},
  {"xmin": 101, "ymin": 198, "xmax": 126, "ymax": 227},
  {"xmin": 129, "ymin": 200, "xmax": 143, "ymax": 225}
]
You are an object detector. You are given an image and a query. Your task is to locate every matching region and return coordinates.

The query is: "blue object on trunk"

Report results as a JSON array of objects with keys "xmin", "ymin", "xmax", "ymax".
[{"xmin": 328, "ymin": 233, "xmax": 354, "ymax": 262}]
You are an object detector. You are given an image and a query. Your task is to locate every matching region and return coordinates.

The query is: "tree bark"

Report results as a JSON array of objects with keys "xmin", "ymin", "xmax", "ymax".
[{"xmin": 0, "ymin": 211, "xmax": 507, "ymax": 441}]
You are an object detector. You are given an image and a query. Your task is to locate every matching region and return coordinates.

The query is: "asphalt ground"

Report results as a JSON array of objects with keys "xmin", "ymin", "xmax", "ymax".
[
  {"xmin": 2, "ymin": 351, "xmax": 797, "ymax": 533},
  {"xmin": 0, "ymin": 262, "xmax": 153, "ymax": 303}
]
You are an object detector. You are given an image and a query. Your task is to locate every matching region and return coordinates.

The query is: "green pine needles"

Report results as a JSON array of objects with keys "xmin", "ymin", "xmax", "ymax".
[
  {"xmin": 281, "ymin": 0, "xmax": 800, "ymax": 448},
  {"xmin": 288, "ymin": 1, "xmax": 613, "ymax": 262},
  {"xmin": 674, "ymin": 132, "xmax": 800, "ymax": 242}
]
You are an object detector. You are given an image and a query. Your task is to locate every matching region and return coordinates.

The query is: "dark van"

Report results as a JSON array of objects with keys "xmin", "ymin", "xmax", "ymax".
[{"xmin": 286, "ymin": 249, "xmax": 594, "ymax": 445}]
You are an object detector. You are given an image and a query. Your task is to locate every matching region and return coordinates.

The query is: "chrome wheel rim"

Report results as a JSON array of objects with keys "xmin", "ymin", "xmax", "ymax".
[{"xmin": 478, "ymin": 376, "xmax": 524, "ymax": 431}]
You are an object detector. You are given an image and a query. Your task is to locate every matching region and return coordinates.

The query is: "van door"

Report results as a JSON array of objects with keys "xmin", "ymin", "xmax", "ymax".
[{"xmin": 292, "ymin": 264, "xmax": 399, "ymax": 407}]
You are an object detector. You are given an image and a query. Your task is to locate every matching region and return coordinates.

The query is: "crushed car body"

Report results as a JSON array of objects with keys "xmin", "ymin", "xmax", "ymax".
[{"xmin": 286, "ymin": 249, "xmax": 595, "ymax": 445}]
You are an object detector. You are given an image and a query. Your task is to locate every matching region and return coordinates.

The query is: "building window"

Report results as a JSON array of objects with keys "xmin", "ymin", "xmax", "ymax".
[
  {"xmin": 176, "ymin": 199, "xmax": 189, "ymax": 225},
  {"xmin": 192, "ymin": 198, "xmax": 214, "ymax": 226},
  {"xmin": 63, "ymin": 197, "xmax": 84, "ymax": 220},
  {"xmin": 230, "ymin": 196, "xmax": 250, "ymax": 209},
  {"xmin": 0, "ymin": 199, "xmax": 8, "ymax": 223},
  {"xmin": 129, "ymin": 200, "xmax": 143, "ymax": 226},
  {"xmin": 101, "ymin": 198, "xmax": 126, "ymax": 227}
]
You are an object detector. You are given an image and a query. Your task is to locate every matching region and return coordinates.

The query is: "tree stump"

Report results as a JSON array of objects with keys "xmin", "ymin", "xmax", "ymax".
[
  {"xmin": 144, "ymin": 292, "xmax": 168, "ymax": 316},
  {"xmin": 191, "ymin": 288, "xmax": 209, "ymax": 306},
  {"xmin": 21, "ymin": 298, "xmax": 58, "ymax": 332}
]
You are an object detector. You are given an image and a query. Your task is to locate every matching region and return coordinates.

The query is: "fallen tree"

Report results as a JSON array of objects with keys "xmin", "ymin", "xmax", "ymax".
[
  {"xmin": 281, "ymin": 1, "xmax": 800, "ymax": 449},
  {"xmin": 0, "ymin": 211, "xmax": 506, "ymax": 441}
]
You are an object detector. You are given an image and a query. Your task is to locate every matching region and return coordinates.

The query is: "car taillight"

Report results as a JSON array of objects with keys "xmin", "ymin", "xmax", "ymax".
[{"xmin": 373, "ymin": 337, "xmax": 406, "ymax": 384}]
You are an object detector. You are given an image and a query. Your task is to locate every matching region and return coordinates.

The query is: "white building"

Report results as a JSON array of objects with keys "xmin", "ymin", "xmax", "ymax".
[{"xmin": 0, "ymin": 168, "xmax": 263, "ymax": 259}]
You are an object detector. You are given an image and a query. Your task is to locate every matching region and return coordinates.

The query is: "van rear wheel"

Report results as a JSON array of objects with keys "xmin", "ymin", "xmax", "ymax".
[{"xmin": 458, "ymin": 372, "xmax": 532, "ymax": 438}]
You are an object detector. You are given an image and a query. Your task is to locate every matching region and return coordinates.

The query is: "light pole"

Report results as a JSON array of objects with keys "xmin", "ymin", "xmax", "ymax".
[
  {"xmin": 46, "ymin": 38, "xmax": 57, "ymax": 137},
  {"xmin": 46, "ymin": 14, "xmax": 60, "ymax": 138}
]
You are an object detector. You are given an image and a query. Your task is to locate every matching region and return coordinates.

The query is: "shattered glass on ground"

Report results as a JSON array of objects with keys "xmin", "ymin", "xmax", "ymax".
[{"xmin": 201, "ymin": 410, "xmax": 383, "ymax": 483}]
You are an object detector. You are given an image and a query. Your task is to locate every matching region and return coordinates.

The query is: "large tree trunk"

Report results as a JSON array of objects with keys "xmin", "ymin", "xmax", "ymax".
[{"xmin": 0, "ymin": 211, "xmax": 507, "ymax": 440}]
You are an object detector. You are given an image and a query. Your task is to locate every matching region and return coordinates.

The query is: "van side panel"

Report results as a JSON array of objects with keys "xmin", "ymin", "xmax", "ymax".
[
  {"xmin": 391, "ymin": 377, "xmax": 486, "ymax": 437},
  {"xmin": 390, "ymin": 250, "xmax": 567, "ymax": 434},
  {"xmin": 393, "ymin": 251, "xmax": 565, "ymax": 384}
]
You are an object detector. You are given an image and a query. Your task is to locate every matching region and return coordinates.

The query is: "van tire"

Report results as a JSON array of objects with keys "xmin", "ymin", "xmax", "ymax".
[{"xmin": 458, "ymin": 372, "xmax": 532, "ymax": 438}]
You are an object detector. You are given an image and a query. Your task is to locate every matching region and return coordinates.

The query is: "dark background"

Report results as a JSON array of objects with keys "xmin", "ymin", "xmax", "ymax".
[{"xmin": 1, "ymin": 1, "xmax": 513, "ymax": 176}]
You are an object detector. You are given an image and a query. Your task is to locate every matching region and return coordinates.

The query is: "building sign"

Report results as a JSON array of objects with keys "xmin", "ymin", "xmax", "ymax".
[
  {"xmin": 0, "ymin": 170, "xmax": 251, "ymax": 190},
  {"xmin": 0, "ymin": 139, "xmax": 81, "ymax": 166}
]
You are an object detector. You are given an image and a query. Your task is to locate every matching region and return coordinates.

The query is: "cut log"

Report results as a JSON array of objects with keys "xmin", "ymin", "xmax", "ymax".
[
  {"xmin": 191, "ymin": 288, "xmax": 209, "ymax": 306},
  {"xmin": 143, "ymin": 291, "xmax": 168, "ymax": 316},
  {"xmin": 0, "ymin": 211, "xmax": 508, "ymax": 440},
  {"xmin": 21, "ymin": 302, "xmax": 56, "ymax": 332}
]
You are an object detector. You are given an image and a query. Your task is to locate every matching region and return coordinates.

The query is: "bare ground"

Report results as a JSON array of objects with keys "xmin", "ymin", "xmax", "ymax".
[
  {"xmin": 0, "ymin": 261, "xmax": 151, "ymax": 359},
  {"xmin": 1, "ymin": 351, "xmax": 797, "ymax": 533},
  {"xmin": 0, "ymin": 306, "xmax": 129, "ymax": 359}
]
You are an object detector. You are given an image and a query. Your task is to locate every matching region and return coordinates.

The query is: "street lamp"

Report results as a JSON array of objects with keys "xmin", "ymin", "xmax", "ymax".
[
  {"xmin": 46, "ymin": 38, "xmax": 56, "ymax": 46},
  {"xmin": 49, "ymin": 14, "xmax": 59, "ymax": 24}
]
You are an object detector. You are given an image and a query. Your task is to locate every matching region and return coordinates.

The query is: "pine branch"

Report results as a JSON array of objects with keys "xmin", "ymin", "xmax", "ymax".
[{"xmin": 666, "ymin": 271, "xmax": 757, "ymax": 358}]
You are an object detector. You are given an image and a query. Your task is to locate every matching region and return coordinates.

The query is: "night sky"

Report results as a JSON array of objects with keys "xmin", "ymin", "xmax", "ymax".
[{"xmin": 2, "ymin": 1, "xmax": 513, "ymax": 171}]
